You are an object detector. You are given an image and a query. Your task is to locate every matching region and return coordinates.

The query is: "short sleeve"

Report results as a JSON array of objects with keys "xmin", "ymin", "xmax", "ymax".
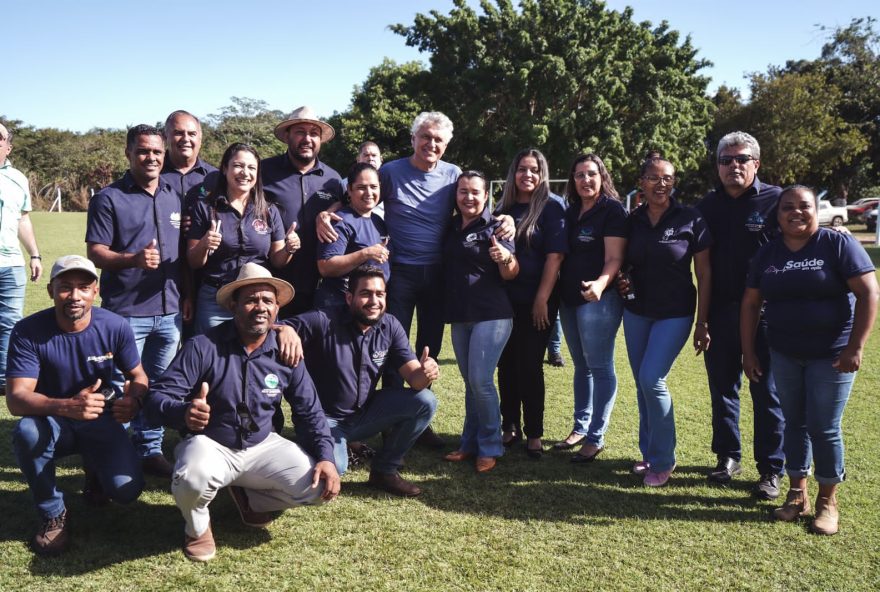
[
  {"xmin": 604, "ymin": 201, "xmax": 628, "ymax": 238},
  {"xmin": 85, "ymin": 191, "xmax": 116, "ymax": 246},
  {"xmin": 112, "ymin": 319, "xmax": 141, "ymax": 374},
  {"xmin": 21, "ymin": 176, "xmax": 32, "ymax": 213},
  {"xmin": 268, "ymin": 206, "xmax": 286, "ymax": 242},
  {"xmin": 746, "ymin": 244, "xmax": 769, "ymax": 289},
  {"xmin": 836, "ymin": 233, "xmax": 875, "ymax": 280},
  {"xmin": 5, "ymin": 324, "xmax": 41, "ymax": 380},
  {"xmin": 542, "ymin": 199, "xmax": 568, "ymax": 254},
  {"xmin": 318, "ymin": 220, "xmax": 354, "ymax": 261},
  {"xmin": 691, "ymin": 211, "xmax": 713, "ymax": 253},
  {"xmin": 187, "ymin": 200, "xmax": 212, "ymax": 241}
]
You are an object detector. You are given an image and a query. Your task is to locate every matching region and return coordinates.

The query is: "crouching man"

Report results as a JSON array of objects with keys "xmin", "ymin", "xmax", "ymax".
[
  {"xmin": 6, "ymin": 255, "xmax": 147, "ymax": 555},
  {"xmin": 145, "ymin": 263, "xmax": 339, "ymax": 562}
]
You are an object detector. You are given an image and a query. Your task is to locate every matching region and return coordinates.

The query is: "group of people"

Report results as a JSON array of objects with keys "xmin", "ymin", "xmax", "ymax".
[{"xmin": 0, "ymin": 108, "xmax": 875, "ymax": 562}]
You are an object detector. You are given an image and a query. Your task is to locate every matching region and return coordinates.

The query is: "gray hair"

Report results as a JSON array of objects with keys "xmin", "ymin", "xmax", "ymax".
[
  {"xmin": 164, "ymin": 110, "xmax": 202, "ymax": 138},
  {"xmin": 717, "ymin": 131, "xmax": 761, "ymax": 160},
  {"xmin": 410, "ymin": 111, "xmax": 453, "ymax": 140}
]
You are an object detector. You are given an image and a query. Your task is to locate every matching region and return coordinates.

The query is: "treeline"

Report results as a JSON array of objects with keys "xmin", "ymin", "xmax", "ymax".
[{"xmin": 3, "ymin": 2, "xmax": 878, "ymax": 210}]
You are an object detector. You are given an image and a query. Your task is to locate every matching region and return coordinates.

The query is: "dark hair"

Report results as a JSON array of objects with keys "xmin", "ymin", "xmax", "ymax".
[
  {"xmin": 164, "ymin": 110, "xmax": 201, "ymax": 137},
  {"xmin": 347, "ymin": 162, "xmax": 379, "ymax": 187},
  {"xmin": 780, "ymin": 184, "xmax": 817, "ymax": 206},
  {"xmin": 126, "ymin": 124, "xmax": 165, "ymax": 151},
  {"xmin": 640, "ymin": 157, "xmax": 675, "ymax": 177},
  {"xmin": 207, "ymin": 143, "xmax": 269, "ymax": 221},
  {"xmin": 564, "ymin": 154, "xmax": 619, "ymax": 204},
  {"xmin": 347, "ymin": 265, "xmax": 386, "ymax": 293},
  {"xmin": 495, "ymin": 148, "xmax": 551, "ymax": 248},
  {"xmin": 458, "ymin": 170, "xmax": 488, "ymax": 186},
  {"xmin": 358, "ymin": 141, "xmax": 379, "ymax": 153}
]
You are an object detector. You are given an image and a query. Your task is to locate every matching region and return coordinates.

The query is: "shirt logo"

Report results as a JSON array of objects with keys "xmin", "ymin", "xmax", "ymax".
[
  {"xmin": 578, "ymin": 227, "xmax": 595, "ymax": 243},
  {"xmin": 170, "ymin": 212, "xmax": 182, "ymax": 229},
  {"xmin": 316, "ymin": 191, "xmax": 334, "ymax": 201},
  {"xmin": 745, "ymin": 211, "xmax": 765, "ymax": 232},
  {"xmin": 252, "ymin": 219, "xmax": 269, "ymax": 234},
  {"xmin": 86, "ymin": 352, "xmax": 114, "ymax": 363},
  {"xmin": 764, "ymin": 258, "xmax": 825, "ymax": 274},
  {"xmin": 264, "ymin": 374, "xmax": 279, "ymax": 389},
  {"xmin": 663, "ymin": 228, "xmax": 675, "ymax": 240},
  {"xmin": 371, "ymin": 349, "xmax": 388, "ymax": 367}
]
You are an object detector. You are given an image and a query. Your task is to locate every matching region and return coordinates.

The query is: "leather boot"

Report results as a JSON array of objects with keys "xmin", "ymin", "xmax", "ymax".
[
  {"xmin": 773, "ymin": 488, "xmax": 811, "ymax": 522},
  {"xmin": 811, "ymin": 493, "xmax": 839, "ymax": 535}
]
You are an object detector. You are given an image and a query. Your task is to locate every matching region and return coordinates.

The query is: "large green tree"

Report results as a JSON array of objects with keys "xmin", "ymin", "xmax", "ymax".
[{"xmin": 203, "ymin": 97, "xmax": 285, "ymax": 165}]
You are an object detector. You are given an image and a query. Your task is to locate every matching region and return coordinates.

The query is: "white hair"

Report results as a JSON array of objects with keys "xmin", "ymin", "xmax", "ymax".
[
  {"xmin": 410, "ymin": 111, "xmax": 454, "ymax": 140},
  {"xmin": 717, "ymin": 131, "xmax": 761, "ymax": 160}
]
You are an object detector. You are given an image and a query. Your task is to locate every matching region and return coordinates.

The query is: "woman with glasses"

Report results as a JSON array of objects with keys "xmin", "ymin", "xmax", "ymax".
[
  {"xmin": 442, "ymin": 171, "xmax": 519, "ymax": 473},
  {"xmin": 742, "ymin": 185, "xmax": 877, "ymax": 535},
  {"xmin": 554, "ymin": 154, "xmax": 626, "ymax": 462},
  {"xmin": 618, "ymin": 157, "xmax": 711, "ymax": 486},
  {"xmin": 493, "ymin": 149, "xmax": 567, "ymax": 459}
]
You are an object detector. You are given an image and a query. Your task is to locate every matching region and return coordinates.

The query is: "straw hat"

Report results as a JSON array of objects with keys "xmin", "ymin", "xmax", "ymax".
[
  {"xmin": 216, "ymin": 263, "xmax": 294, "ymax": 311},
  {"xmin": 273, "ymin": 105, "xmax": 335, "ymax": 143}
]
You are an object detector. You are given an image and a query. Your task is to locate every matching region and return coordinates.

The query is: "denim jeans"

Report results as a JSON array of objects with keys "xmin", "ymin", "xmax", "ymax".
[
  {"xmin": 12, "ymin": 413, "xmax": 144, "ymax": 519},
  {"xmin": 320, "ymin": 387, "xmax": 437, "ymax": 475},
  {"xmin": 117, "ymin": 313, "xmax": 182, "ymax": 458},
  {"xmin": 559, "ymin": 292, "xmax": 623, "ymax": 445},
  {"xmin": 0, "ymin": 265, "xmax": 26, "ymax": 389},
  {"xmin": 623, "ymin": 311, "xmax": 692, "ymax": 472},
  {"xmin": 547, "ymin": 312, "xmax": 562, "ymax": 356},
  {"xmin": 450, "ymin": 318, "xmax": 512, "ymax": 458},
  {"xmin": 194, "ymin": 284, "xmax": 232, "ymax": 336},
  {"xmin": 770, "ymin": 349, "xmax": 856, "ymax": 484}
]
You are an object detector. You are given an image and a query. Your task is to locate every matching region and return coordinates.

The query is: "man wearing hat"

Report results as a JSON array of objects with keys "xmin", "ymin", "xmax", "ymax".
[
  {"xmin": 261, "ymin": 106, "xmax": 344, "ymax": 316},
  {"xmin": 0, "ymin": 122, "xmax": 43, "ymax": 395},
  {"xmin": 6, "ymin": 255, "xmax": 148, "ymax": 555},
  {"xmin": 146, "ymin": 262, "xmax": 339, "ymax": 562}
]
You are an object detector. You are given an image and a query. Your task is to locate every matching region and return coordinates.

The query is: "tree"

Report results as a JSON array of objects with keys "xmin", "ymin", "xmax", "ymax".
[
  {"xmin": 203, "ymin": 97, "xmax": 285, "ymax": 164},
  {"xmin": 384, "ymin": 0, "xmax": 714, "ymax": 190}
]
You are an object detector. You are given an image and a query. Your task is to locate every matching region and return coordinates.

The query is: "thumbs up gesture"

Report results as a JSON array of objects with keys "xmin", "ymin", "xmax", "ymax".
[
  {"xmin": 112, "ymin": 379, "xmax": 141, "ymax": 424},
  {"xmin": 285, "ymin": 221, "xmax": 301, "ymax": 255},
  {"xmin": 137, "ymin": 238, "xmax": 160, "ymax": 270},
  {"xmin": 203, "ymin": 220, "xmax": 222, "ymax": 254},
  {"xmin": 488, "ymin": 235, "xmax": 510, "ymax": 265},
  {"xmin": 69, "ymin": 378, "xmax": 106, "ymax": 420},
  {"xmin": 185, "ymin": 382, "xmax": 211, "ymax": 432},
  {"xmin": 419, "ymin": 346, "xmax": 440, "ymax": 383}
]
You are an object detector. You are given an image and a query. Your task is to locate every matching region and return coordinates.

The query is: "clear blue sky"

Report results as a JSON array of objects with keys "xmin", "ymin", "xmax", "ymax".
[{"xmin": 4, "ymin": 0, "xmax": 876, "ymax": 132}]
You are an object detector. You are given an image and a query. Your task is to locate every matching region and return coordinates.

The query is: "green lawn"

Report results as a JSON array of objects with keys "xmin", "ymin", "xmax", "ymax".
[{"xmin": 1, "ymin": 212, "xmax": 878, "ymax": 591}]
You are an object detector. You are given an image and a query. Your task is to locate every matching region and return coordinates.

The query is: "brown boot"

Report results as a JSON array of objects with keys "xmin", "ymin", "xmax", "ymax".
[
  {"xmin": 228, "ymin": 486, "xmax": 275, "ymax": 528},
  {"xmin": 183, "ymin": 524, "xmax": 216, "ymax": 562},
  {"xmin": 32, "ymin": 510, "xmax": 70, "ymax": 556},
  {"xmin": 811, "ymin": 493, "xmax": 839, "ymax": 535},
  {"xmin": 367, "ymin": 471, "xmax": 422, "ymax": 497},
  {"xmin": 773, "ymin": 488, "xmax": 811, "ymax": 522}
]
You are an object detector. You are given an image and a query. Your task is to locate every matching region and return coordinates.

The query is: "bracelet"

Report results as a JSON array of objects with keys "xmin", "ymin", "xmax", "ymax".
[
  {"xmin": 30, "ymin": 255, "xmax": 41, "ymax": 260},
  {"xmin": 695, "ymin": 321, "xmax": 708, "ymax": 328}
]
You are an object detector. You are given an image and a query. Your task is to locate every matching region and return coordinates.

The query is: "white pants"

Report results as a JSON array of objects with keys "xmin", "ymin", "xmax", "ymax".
[{"xmin": 172, "ymin": 433, "xmax": 323, "ymax": 537}]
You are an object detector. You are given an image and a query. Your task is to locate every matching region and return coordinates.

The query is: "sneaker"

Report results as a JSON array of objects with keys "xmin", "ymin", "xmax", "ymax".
[
  {"xmin": 632, "ymin": 460, "xmax": 650, "ymax": 476},
  {"xmin": 707, "ymin": 456, "xmax": 741, "ymax": 485},
  {"xmin": 228, "ymin": 486, "xmax": 275, "ymax": 528},
  {"xmin": 753, "ymin": 473, "xmax": 781, "ymax": 500},
  {"xmin": 547, "ymin": 351, "xmax": 565, "ymax": 367},
  {"xmin": 183, "ymin": 524, "xmax": 216, "ymax": 562},
  {"xmin": 811, "ymin": 493, "xmax": 839, "ymax": 536},
  {"xmin": 32, "ymin": 510, "xmax": 70, "ymax": 556},
  {"xmin": 644, "ymin": 465, "xmax": 675, "ymax": 487},
  {"xmin": 773, "ymin": 488, "xmax": 811, "ymax": 522}
]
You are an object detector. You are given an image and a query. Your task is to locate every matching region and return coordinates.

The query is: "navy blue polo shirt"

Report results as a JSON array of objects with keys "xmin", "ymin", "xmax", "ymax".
[
  {"xmin": 497, "ymin": 194, "xmax": 567, "ymax": 305},
  {"xmin": 746, "ymin": 228, "xmax": 874, "ymax": 359},
  {"xmin": 7, "ymin": 307, "xmax": 140, "ymax": 399},
  {"xmin": 86, "ymin": 172, "xmax": 183, "ymax": 316},
  {"xmin": 261, "ymin": 155, "xmax": 343, "ymax": 295},
  {"xmin": 286, "ymin": 309, "xmax": 416, "ymax": 420},
  {"xmin": 145, "ymin": 322, "xmax": 333, "ymax": 460},
  {"xmin": 696, "ymin": 178, "xmax": 781, "ymax": 306},
  {"xmin": 559, "ymin": 196, "xmax": 628, "ymax": 307},
  {"xmin": 443, "ymin": 207, "xmax": 515, "ymax": 323},
  {"xmin": 187, "ymin": 197, "xmax": 285, "ymax": 285},
  {"xmin": 161, "ymin": 158, "xmax": 219, "ymax": 211},
  {"xmin": 624, "ymin": 198, "xmax": 712, "ymax": 319},
  {"xmin": 316, "ymin": 206, "xmax": 390, "ymax": 299}
]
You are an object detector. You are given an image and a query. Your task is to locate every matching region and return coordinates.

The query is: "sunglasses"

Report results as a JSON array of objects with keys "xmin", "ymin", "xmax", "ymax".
[{"xmin": 718, "ymin": 155, "xmax": 756, "ymax": 166}]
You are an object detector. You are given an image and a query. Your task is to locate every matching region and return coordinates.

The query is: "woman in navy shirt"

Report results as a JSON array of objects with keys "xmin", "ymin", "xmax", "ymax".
[
  {"xmin": 555, "ymin": 154, "xmax": 626, "ymax": 462},
  {"xmin": 315, "ymin": 163, "xmax": 389, "ymax": 312},
  {"xmin": 187, "ymin": 143, "xmax": 293, "ymax": 334},
  {"xmin": 442, "ymin": 171, "xmax": 519, "ymax": 473},
  {"xmin": 619, "ymin": 157, "xmax": 711, "ymax": 486},
  {"xmin": 493, "ymin": 149, "xmax": 567, "ymax": 458},
  {"xmin": 742, "ymin": 185, "xmax": 878, "ymax": 535}
]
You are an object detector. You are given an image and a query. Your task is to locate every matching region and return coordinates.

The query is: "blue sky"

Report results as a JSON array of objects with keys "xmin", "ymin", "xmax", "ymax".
[{"xmin": 4, "ymin": 0, "xmax": 876, "ymax": 132}]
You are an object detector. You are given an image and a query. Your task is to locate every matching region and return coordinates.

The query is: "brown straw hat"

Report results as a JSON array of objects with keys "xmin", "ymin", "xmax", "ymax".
[{"xmin": 215, "ymin": 263, "xmax": 294, "ymax": 311}]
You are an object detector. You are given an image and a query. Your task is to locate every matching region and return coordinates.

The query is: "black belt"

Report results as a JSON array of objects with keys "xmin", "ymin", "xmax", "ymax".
[{"xmin": 203, "ymin": 276, "xmax": 223, "ymax": 289}]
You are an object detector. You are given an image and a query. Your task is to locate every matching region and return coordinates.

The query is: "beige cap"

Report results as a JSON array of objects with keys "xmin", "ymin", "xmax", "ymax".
[
  {"xmin": 50, "ymin": 255, "xmax": 99, "ymax": 282},
  {"xmin": 273, "ymin": 105, "xmax": 335, "ymax": 143},
  {"xmin": 216, "ymin": 263, "xmax": 294, "ymax": 311}
]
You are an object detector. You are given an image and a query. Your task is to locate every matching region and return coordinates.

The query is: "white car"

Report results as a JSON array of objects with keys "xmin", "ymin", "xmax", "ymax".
[{"xmin": 817, "ymin": 200, "xmax": 848, "ymax": 227}]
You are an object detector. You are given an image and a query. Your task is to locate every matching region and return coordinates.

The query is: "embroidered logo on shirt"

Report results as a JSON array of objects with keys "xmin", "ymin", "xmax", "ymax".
[
  {"xmin": 264, "ymin": 374, "xmax": 279, "ymax": 388},
  {"xmin": 316, "ymin": 191, "xmax": 334, "ymax": 201},
  {"xmin": 577, "ymin": 227, "xmax": 595, "ymax": 243},
  {"xmin": 252, "ymin": 219, "xmax": 269, "ymax": 235},
  {"xmin": 371, "ymin": 349, "xmax": 388, "ymax": 367},
  {"xmin": 463, "ymin": 232, "xmax": 478, "ymax": 248},
  {"xmin": 170, "ymin": 212, "xmax": 182, "ymax": 229},
  {"xmin": 745, "ymin": 211, "xmax": 765, "ymax": 232},
  {"xmin": 86, "ymin": 352, "xmax": 114, "ymax": 363}
]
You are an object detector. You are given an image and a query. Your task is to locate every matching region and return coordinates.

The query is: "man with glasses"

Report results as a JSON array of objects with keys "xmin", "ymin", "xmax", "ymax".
[
  {"xmin": 695, "ymin": 131, "xmax": 785, "ymax": 500},
  {"xmin": 145, "ymin": 263, "xmax": 339, "ymax": 562}
]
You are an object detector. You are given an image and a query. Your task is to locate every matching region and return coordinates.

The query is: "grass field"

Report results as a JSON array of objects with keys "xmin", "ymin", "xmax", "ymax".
[{"xmin": 1, "ymin": 212, "xmax": 878, "ymax": 591}]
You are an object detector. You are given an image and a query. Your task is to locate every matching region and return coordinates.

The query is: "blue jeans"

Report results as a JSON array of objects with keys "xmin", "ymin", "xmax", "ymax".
[
  {"xmin": 322, "ymin": 387, "xmax": 437, "ymax": 475},
  {"xmin": 559, "ymin": 292, "xmax": 623, "ymax": 445},
  {"xmin": 194, "ymin": 284, "xmax": 232, "ymax": 336},
  {"xmin": 547, "ymin": 312, "xmax": 562, "ymax": 356},
  {"xmin": 117, "ymin": 313, "xmax": 181, "ymax": 458},
  {"xmin": 12, "ymin": 414, "xmax": 144, "ymax": 518},
  {"xmin": 450, "ymin": 318, "xmax": 512, "ymax": 458},
  {"xmin": 770, "ymin": 349, "xmax": 856, "ymax": 485},
  {"xmin": 623, "ymin": 311, "xmax": 692, "ymax": 472},
  {"xmin": 0, "ymin": 265, "xmax": 26, "ymax": 389}
]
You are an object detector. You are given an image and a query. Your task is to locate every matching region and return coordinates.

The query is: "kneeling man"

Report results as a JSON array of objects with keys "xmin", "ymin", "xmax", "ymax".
[
  {"xmin": 146, "ymin": 263, "xmax": 339, "ymax": 562},
  {"xmin": 286, "ymin": 265, "xmax": 439, "ymax": 497},
  {"xmin": 6, "ymin": 255, "xmax": 147, "ymax": 555}
]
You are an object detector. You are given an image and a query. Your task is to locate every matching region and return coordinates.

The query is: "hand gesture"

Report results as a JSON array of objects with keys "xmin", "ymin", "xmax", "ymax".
[
  {"xmin": 202, "ymin": 221, "xmax": 222, "ymax": 253},
  {"xmin": 363, "ymin": 242, "xmax": 390, "ymax": 265},
  {"xmin": 493, "ymin": 214, "xmax": 516, "ymax": 241},
  {"xmin": 580, "ymin": 280, "xmax": 604, "ymax": 302},
  {"xmin": 112, "ymin": 380, "xmax": 140, "ymax": 423},
  {"xmin": 285, "ymin": 222, "xmax": 301, "ymax": 255},
  {"xmin": 68, "ymin": 378, "xmax": 106, "ymax": 420},
  {"xmin": 419, "ymin": 346, "xmax": 440, "ymax": 382},
  {"xmin": 137, "ymin": 239, "xmax": 160, "ymax": 270},
  {"xmin": 316, "ymin": 211, "xmax": 342, "ymax": 243},
  {"xmin": 185, "ymin": 382, "xmax": 211, "ymax": 432},
  {"xmin": 488, "ymin": 236, "xmax": 510, "ymax": 265},
  {"xmin": 312, "ymin": 460, "xmax": 341, "ymax": 501}
]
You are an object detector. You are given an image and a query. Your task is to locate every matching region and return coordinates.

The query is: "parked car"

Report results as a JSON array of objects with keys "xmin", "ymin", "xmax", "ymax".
[
  {"xmin": 866, "ymin": 207, "xmax": 878, "ymax": 232},
  {"xmin": 846, "ymin": 197, "xmax": 880, "ymax": 220},
  {"xmin": 817, "ymin": 200, "xmax": 848, "ymax": 227}
]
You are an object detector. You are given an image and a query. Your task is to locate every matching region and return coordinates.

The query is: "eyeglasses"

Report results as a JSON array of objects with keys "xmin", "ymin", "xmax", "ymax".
[
  {"xmin": 236, "ymin": 402, "xmax": 258, "ymax": 434},
  {"xmin": 718, "ymin": 155, "xmax": 756, "ymax": 166},
  {"xmin": 642, "ymin": 175, "xmax": 675, "ymax": 185}
]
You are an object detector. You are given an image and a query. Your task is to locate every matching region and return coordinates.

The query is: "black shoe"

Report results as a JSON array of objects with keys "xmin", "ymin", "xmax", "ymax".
[
  {"xmin": 753, "ymin": 473, "xmax": 781, "ymax": 500},
  {"xmin": 502, "ymin": 429, "xmax": 522, "ymax": 448},
  {"xmin": 547, "ymin": 352, "xmax": 565, "ymax": 367},
  {"xmin": 416, "ymin": 426, "xmax": 445, "ymax": 449},
  {"xmin": 142, "ymin": 454, "xmax": 174, "ymax": 478},
  {"xmin": 570, "ymin": 445, "xmax": 604, "ymax": 464},
  {"xmin": 707, "ymin": 456, "xmax": 742, "ymax": 484},
  {"xmin": 367, "ymin": 471, "xmax": 422, "ymax": 497}
]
